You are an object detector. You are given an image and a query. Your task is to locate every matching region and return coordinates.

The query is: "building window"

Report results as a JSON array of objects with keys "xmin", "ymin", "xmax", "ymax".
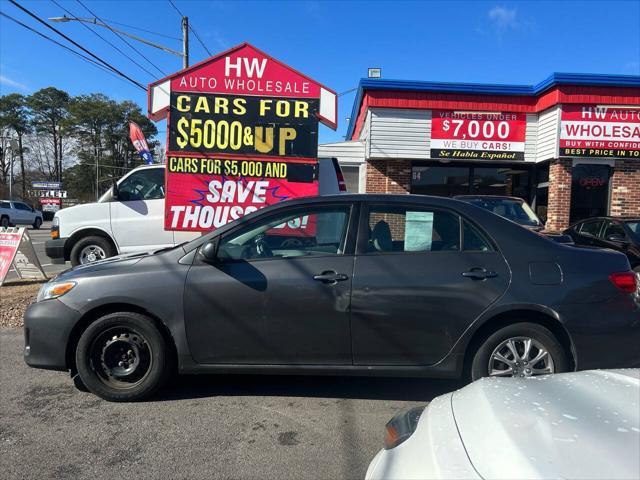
[
  {"xmin": 411, "ymin": 163, "xmax": 532, "ymax": 202},
  {"xmin": 411, "ymin": 165, "xmax": 470, "ymax": 196},
  {"xmin": 341, "ymin": 165, "xmax": 361, "ymax": 193}
]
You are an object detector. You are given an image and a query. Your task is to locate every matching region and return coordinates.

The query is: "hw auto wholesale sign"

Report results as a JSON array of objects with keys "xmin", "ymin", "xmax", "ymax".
[
  {"xmin": 148, "ymin": 42, "xmax": 337, "ymax": 231},
  {"xmin": 431, "ymin": 111, "xmax": 526, "ymax": 161},
  {"xmin": 560, "ymin": 105, "xmax": 640, "ymax": 158}
]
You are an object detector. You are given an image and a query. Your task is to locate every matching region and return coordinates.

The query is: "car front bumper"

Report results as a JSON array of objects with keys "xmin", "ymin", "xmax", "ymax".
[
  {"xmin": 23, "ymin": 298, "xmax": 82, "ymax": 371},
  {"xmin": 45, "ymin": 238, "xmax": 66, "ymax": 264}
]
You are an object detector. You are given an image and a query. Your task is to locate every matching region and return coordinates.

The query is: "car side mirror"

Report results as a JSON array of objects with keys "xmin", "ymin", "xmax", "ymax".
[
  {"xmin": 200, "ymin": 238, "xmax": 219, "ymax": 263},
  {"xmin": 606, "ymin": 233, "xmax": 628, "ymax": 244}
]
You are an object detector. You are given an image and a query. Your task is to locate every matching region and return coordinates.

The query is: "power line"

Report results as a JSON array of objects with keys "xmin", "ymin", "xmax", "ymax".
[
  {"xmin": 100, "ymin": 17, "xmax": 181, "ymax": 41},
  {"xmin": 0, "ymin": 10, "xmax": 139, "ymax": 89},
  {"xmin": 167, "ymin": 0, "xmax": 212, "ymax": 57},
  {"xmin": 50, "ymin": 0, "xmax": 159, "ymax": 80},
  {"xmin": 7, "ymin": 0, "xmax": 146, "ymax": 90},
  {"xmin": 75, "ymin": 0, "xmax": 167, "ymax": 77}
]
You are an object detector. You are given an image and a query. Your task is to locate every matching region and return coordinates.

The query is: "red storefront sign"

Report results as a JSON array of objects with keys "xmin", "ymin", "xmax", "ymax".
[
  {"xmin": 560, "ymin": 105, "xmax": 640, "ymax": 158},
  {"xmin": 148, "ymin": 43, "xmax": 336, "ymax": 232},
  {"xmin": 430, "ymin": 110, "xmax": 526, "ymax": 161}
]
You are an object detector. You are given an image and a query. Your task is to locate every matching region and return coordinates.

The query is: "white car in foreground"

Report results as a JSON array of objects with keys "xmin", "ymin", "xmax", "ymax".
[{"xmin": 366, "ymin": 370, "xmax": 640, "ymax": 480}]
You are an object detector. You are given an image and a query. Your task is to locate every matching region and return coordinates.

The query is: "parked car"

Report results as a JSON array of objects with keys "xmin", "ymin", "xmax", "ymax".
[
  {"xmin": 564, "ymin": 217, "xmax": 640, "ymax": 272},
  {"xmin": 45, "ymin": 159, "xmax": 346, "ymax": 266},
  {"xmin": 0, "ymin": 199, "xmax": 43, "ymax": 229},
  {"xmin": 24, "ymin": 194, "xmax": 640, "ymax": 401},
  {"xmin": 366, "ymin": 369, "xmax": 640, "ymax": 480},
  {"xmin": 454, "ymin": 195, "xmax": 544, "ymax": 230},
  {"xmin": 455, "ymin": 195, "xmax": 573, "ymax": 244}
]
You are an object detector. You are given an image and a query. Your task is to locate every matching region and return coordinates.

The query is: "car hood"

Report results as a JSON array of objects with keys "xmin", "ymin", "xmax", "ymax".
[
  {"xmin": 452, "ymin": 370, "xmax": 640, "ymax": 479},
  {"xmin": 54, "ymin": 251, "xmax": 155, "ymax": 280}
]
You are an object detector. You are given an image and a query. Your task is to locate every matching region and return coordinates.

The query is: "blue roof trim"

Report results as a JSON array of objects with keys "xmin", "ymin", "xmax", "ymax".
[{"xmin": 345, "ymin": 72, "xmax": 640, "ymax": 139}]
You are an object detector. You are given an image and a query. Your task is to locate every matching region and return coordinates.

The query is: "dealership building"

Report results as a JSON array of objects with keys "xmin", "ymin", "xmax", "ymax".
[{"xmin": 319, "ymin": 73, "xmax": 640, "ymax": 232}]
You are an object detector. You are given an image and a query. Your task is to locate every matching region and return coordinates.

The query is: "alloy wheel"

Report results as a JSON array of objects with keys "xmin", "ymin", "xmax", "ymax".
[{"xmin": 488, "ymin": 336, "xmax": 555, "ymax": 377}]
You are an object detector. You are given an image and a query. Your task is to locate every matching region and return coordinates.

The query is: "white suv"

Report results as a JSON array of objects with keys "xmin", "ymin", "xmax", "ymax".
[
  {"xmin": 0, "ymin": 200, "xmax": 44, "ymax": 229},
  {"xmin": 46, "ymin": 160, "xmax": 345, "ymax": 266}
]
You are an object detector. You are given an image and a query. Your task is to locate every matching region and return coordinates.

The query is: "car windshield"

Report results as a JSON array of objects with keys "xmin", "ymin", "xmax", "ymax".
[
  {"xmin": 464, "ymin": 198, "xmax": 541, "ymax": 226},
  {"xmin": 624, "ymin": 221, "xmax": 640, "ymax": 241}
]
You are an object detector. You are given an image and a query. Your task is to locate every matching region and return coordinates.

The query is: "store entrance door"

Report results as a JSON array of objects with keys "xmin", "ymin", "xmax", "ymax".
[{"xmin": 570, "ymin": 163, "xmax": 612, "ymax": 224}]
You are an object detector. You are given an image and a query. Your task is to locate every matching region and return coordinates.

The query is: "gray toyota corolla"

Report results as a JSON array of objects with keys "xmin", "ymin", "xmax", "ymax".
[{"xmin": 24, "ymin": 194, "xmax": 640, "ymax": 401}]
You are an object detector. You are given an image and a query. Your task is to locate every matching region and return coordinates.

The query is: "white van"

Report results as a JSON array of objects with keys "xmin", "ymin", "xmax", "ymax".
[{"xmin": 46, "ymin": 159, "xmax": 345, "ymax": 266}]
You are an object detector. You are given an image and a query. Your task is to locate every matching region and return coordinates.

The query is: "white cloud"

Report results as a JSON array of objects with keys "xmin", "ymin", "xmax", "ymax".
[
  {"xmin": 488, "ymin": 6, "xmax": 518, "ymax": 31},
  {"xmin": 0, "ymin": 74, "xmax": 28, "ymax": 91}
]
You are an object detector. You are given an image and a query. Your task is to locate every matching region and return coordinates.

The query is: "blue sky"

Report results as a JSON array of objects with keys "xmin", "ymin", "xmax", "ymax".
[{"xmin": 1, "ymin": 0, "xmax": 639, "ymax": 145}]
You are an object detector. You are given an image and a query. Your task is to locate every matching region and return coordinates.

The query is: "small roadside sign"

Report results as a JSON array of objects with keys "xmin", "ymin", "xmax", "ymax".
[{"xmin": 0, "ymin": 227, "xmax": 48, "ymax": 286}]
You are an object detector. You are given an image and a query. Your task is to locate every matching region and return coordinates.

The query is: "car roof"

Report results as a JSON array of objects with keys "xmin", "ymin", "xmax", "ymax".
[
  {"xmin": 282, "ymin": 193, "xmax": 470, "ymax": 208},
  {"xmin": 573, "ymin": 216, "xmax": 640, "ymax": 223},
  {"xmin": 453, "ymin": 195, "xmax": 525, "ymax": 202}
]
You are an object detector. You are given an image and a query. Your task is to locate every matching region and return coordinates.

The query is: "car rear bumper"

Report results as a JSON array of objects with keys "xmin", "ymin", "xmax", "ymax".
[
  {"xmin": 45, "ymin": 238, "xmax": 66, "ymax": 264},
  {"xmin": 23, "ymin": 299, "xmax": 82, "ymax": 371},
  {"xmin": 556, "ymin": 295, "xmax": 640, "ymax": 370}
]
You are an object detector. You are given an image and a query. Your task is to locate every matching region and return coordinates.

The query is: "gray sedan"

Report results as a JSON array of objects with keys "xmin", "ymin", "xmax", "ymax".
[
  {"xmin": 366, "ymin": 369, "xmax": 640, "ymax": 479},
  {"xmin": 23, "ymin": 194, "xmax": 640, "ymax": 401}
]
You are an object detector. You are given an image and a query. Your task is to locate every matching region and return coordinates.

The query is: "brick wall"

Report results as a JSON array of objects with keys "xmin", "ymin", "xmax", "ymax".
[
  {"xmin": 364, "ymin": 159, "xmax": 411, "ymax": 194},
  {"xmin": 610, "ymin": 159, "xmax": 640, "ymax": 217},
  {"xmin": 546, "ymin": 158, "xmax": 572, "ymax": 232}
]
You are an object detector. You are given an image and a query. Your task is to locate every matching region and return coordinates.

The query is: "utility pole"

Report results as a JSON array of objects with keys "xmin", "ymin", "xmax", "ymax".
[{"xmin": 182, "ymin": 16, "xmax": 189, "ymax": 69}]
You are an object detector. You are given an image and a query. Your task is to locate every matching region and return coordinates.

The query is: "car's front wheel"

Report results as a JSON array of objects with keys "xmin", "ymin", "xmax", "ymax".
[
  {"xmin": 75, "ymin": 312, "xmax": 171, "ymax": 401},
  {"xmin": 471, "ymin": 322, "xmax": 568, "ymax": 381},
  {"xmin": 32, "ymin": 217, "xmax": 42, "ymax": 229}
]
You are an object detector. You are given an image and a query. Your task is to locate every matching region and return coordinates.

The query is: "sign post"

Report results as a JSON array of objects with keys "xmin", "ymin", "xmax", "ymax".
[{"xmin": 148, "ymin": 42, "xmax": 337, "ymax": 232}]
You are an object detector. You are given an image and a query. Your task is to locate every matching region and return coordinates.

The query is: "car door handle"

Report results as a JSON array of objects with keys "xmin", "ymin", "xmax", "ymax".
[
  {"xmin": 313, "ymin": 271, "xmax": 349, "ymax": 283},
  {"xmin": 462, "ymin": 268, "xmax": 497, "ymax": 280}
]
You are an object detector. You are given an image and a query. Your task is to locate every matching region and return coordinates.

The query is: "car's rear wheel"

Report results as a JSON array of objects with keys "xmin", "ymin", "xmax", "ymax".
[
  {"xmin": 70, "ymin": 235, "xmax": 116, "ymax": 266},
  {"xmin": 470, "ymin": 322, "xmax": 568, "ymax": 381},
  {"xmin": 0, "ymin": 216, "xmax": 9, "ymax": 228},
  {"xmin": 75, "ymin": 312, "xmax": 171, "ymax": 401},
  {"xmin": 32, "ymin": 217, "xmax": 42, "ymax": 229}
]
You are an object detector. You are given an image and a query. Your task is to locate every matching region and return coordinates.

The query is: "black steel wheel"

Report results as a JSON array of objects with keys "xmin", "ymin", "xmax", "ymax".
[
  {"xmin": 33, "ymin": 217, "xmax": 42, "ymax": 229},
  {"xmin": 75, "ymin": 312, "xmax": 171, "ymax": 401}
]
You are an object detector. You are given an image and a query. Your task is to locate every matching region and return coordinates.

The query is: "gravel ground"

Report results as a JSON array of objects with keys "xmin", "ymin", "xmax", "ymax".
[{"xmin": 0, "ymin": 282, "xmax": 42, "ymax": 328}]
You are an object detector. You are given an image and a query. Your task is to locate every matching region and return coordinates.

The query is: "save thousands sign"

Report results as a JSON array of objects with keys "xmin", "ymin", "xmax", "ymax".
[{"xmin": 148, "ymin": 42, "xmax": 337, "ymax": 231}]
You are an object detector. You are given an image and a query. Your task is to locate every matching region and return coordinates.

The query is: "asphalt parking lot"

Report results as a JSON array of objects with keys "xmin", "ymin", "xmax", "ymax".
[
  {"xmin": 0, "ymin": 328, "xmax": 464, "ymax": 479},
  {"xmin": 4, "ymin": 221, "xmax": 70, "ymax": 283}
]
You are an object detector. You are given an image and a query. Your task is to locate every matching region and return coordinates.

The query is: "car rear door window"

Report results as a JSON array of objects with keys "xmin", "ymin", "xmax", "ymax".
[
  {"xmin": 365, "ymin": 206, "xmax": 460, "ymax": 253},
  {"xmin": 579, "ymin": 220, "xmax": 603, "ymax": 237},
  {"xmin": 463, "ymin": 220, "xmax": 492, "ymax": 252}
]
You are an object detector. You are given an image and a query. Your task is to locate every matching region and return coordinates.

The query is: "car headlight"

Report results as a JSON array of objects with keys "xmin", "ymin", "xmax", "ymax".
[
  {"xmin": 37, "ymin": 281, "xmax": 76, "ymax": 302},
  {"xmin": 383, "ymin": 406, "xmax": 425, "ymax": 449}
]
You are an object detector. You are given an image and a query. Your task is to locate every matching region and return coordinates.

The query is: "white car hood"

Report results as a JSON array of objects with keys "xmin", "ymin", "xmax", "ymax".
[{"xmin": 452, "ymin": 370, "xmax": 640, "ymax": 479}]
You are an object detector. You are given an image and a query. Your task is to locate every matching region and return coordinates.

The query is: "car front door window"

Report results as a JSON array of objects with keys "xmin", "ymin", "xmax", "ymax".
[
  {"xmin": 217, "ymin": 207, "xmax": 350, "ymax": 261},
  {"xmin": 117, "ymin": 169, "xmax": 165, "ymax": 201}
]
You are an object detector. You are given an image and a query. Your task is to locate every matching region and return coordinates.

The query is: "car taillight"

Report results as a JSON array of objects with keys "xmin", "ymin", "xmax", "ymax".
[{"xmin": 609, "ymin": 272, "xmax": 638, "ymax": 294}]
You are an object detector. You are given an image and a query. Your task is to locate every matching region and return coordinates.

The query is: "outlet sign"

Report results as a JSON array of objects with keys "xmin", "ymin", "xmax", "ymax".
[{"xmin": 148, "ymin": 42, "xmax": 337, "ymax": 232}]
